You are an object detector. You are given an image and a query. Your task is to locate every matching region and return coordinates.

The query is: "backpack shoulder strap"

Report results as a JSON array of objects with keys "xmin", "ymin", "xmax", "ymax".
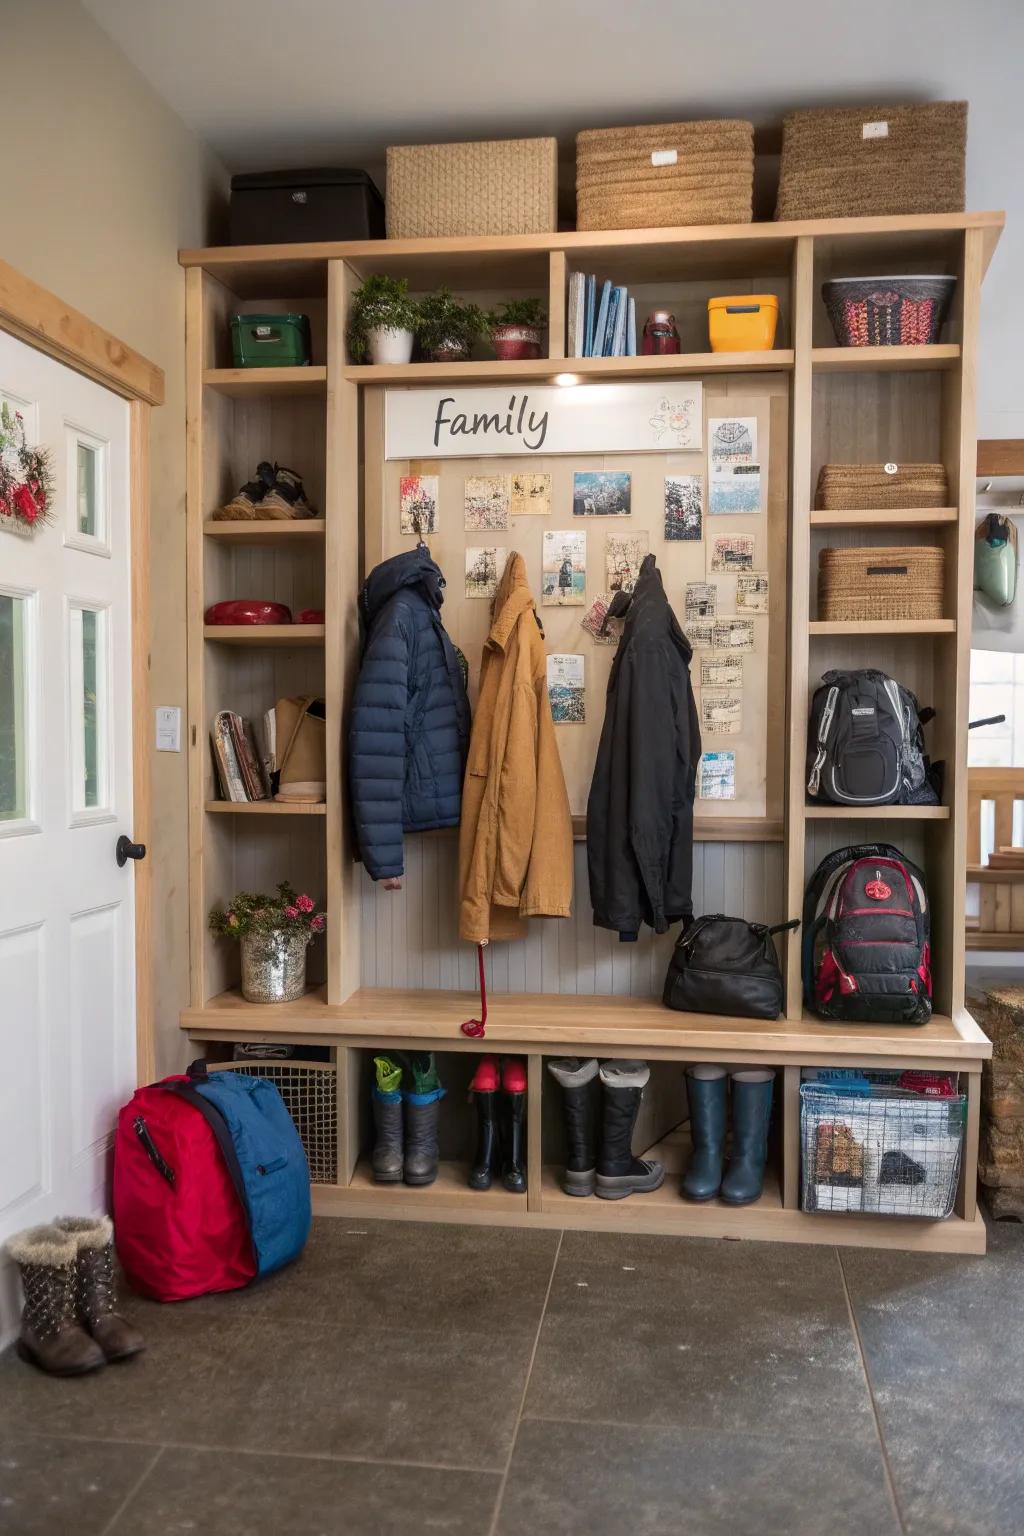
[{"xmin": 161, "ymin": 1079, "xmax": 252, "ymax": 1229}]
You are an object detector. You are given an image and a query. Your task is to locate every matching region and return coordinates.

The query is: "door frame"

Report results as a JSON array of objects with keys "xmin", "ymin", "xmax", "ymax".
[{"xmin": 0, "ymin": 258, "xmax": 165, "ymax": 1082}]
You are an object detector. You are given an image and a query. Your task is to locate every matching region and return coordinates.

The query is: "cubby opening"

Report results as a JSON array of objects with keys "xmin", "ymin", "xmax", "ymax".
[
  {"xmin": 811, "ymin": 229, "xmax": 964, "ymax": 349},
  {"xmin": 561, "ymin": 267, "xmax": 792, "ymax": 357}
]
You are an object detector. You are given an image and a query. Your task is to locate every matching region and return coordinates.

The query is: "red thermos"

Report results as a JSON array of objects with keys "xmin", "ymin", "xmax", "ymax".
[{"xmin": 641, "ymin": 310, "xmax": 681, "ymax": 355}]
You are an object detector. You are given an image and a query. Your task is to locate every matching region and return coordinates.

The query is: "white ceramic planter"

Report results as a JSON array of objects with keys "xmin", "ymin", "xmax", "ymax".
[{"xmin": 367, "ymin": 326, "xmax": 415, "ymax": 365}]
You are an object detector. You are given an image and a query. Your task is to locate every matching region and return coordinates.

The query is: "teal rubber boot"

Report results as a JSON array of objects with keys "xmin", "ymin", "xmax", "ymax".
[
  {"xmin": 721, "ymin": 1071, "xmax": 775, "ymax": 1206},
  {"xmin": 681, "ymin": 1067, "xmax": 727, "ymax": 1202}
]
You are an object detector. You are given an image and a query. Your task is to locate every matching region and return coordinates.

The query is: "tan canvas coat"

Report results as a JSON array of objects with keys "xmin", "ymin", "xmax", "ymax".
[{"xmin": 458, "ymin": 552, "xmax": 573, "ymax": 942}]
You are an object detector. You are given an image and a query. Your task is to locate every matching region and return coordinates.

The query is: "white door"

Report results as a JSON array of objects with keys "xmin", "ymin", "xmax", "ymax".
[{"xmin": 0, "ymin": 330, "xmax": 136, "ymax": 1339}]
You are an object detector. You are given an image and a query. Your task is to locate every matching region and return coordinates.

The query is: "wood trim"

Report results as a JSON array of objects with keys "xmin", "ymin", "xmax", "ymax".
[
  {"xmin": 547, "ymin": 251, "xmax": 567, "ymax": 362},
  {"xmin": 977, "ymin": 439, "xmax": 1024, "ymax": 478},
  {"xmin": 570, "ymin": 814, "xmax": 784, "ymax": 842},
  {"xmin": 0, "ymin": 258, "xmax": 164, "ymax": 404},
  {"xmin": 185, "ymin": 267, "xmax": 206, "ymax": 1008},
  {"xmin": 527, "ymin": 1055, "xmax": 543, "ymax": 1211},
  {"xmin": 130, "ymin": 400, "xmax": 154, "ymax": 1083},
  {"xmin": 781, "ymin": 1065, "xmax": 801, "ymax": 1210}
]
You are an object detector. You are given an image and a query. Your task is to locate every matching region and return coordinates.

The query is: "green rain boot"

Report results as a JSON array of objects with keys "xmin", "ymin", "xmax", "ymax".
[
  {"xmin": 372, "ymin": 1056, "xmax": 404, "ymax": 1183},
  {"xmin": 721, "ymin": 1070, "xmax": 776, "ymax": 1206}
]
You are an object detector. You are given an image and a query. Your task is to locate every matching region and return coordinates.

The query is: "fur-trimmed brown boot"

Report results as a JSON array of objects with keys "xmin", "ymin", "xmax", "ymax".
[
  {"xmin": 55, "ymin": 1216, "xmax": 145, "ymax": 1363},
  {"xmin": 7, "ymin": 1225, "xmax": 106, "ymax": 1376}
]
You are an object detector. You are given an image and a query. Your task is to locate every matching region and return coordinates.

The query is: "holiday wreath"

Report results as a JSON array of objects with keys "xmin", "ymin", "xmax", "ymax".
[{"xmin": 0, "ymin": 401, "xmax": 55, "ymax": 533}]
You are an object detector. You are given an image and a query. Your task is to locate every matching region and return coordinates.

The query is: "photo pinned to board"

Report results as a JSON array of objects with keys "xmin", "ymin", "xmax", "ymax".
[
  {"xmin": 542, "ymin": 529, "xmax": 587, "ymax": 606},
  {"xmin": 572, "ymin": 470, "xmax": 632, "ymax": 517},
  {"xmin": 736, "ymin": 572, "xmax": 770, "ymax": 613},
  {"xmin": 648, "ymin": 389, "xmax": 703, "ymax": 449},
  {"xmin": 465, "ymin": 546, "xmax": 509, "ymax": 599},
  {"xmin": 547, "ymin": 653, "xmax": 586, "ymax": 723},
  {"xmin": 685, "ymin": 582, "xmax": 718, "ymax": 621},
  {"xmin": 605, "ymin": 531, "xmax": 649, "ymax": 594},
  {"xmin": 511, "ymin": 472, "xmax": 552, "ymax": 516},
  {"xmin": 581, "ymin": 591, "xmax": 621, "ymax": 645},
  {"xmin": 713, "ymin": 617, "xmax": 755, "ymax": 651},
  {"xmin": 710, "ymin": 534, "xmax": 754, "ymax": 571},
  {"xmin": 708, "ymin": 416, "xmax": 758, "ymax": 465},
  {"xmin": 685, "ymin": 621, "xmax": 714, "ymax": 651},
  {"xmin": 399, "ymin": 474, "xmax": 439, "ymax": 535},
  {"xmin": 698, "ymin": 751, "xmax": 736, "ymax": 800},
  {"xmin": 709, "ymin": 463, "xmax": 761, "ymax": 516},
  {"xmin": 464, "ymin": 474, "xmax": 510, "ymax": 531},
  {"xmin": 701, "ymin": 693, "xmax": 742, "ymax": 736},
  {"xmin": 700, "ymin": 655, "xmax": 743, "ymax": 690},
  {"xmin": 664, "ymin": 474, "xmax": 703, "ymax": 541}
]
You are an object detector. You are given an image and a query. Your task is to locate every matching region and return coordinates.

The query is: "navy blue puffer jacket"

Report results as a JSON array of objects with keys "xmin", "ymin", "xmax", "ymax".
[{"xmin": 349, "ymin": 548, "xmax": 470, "ymax": 880}]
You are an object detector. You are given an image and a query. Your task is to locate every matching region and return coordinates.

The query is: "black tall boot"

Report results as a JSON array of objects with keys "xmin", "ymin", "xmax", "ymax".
[
  {"xmin": 500, "ymin": 1059, "xmax": 527, "ymax": 1194},
  {"xmin": 596, "ymin": 1060, "xmax": 664, "ymax": 1201},
  {"xmin": 469, "ymin": 1091, "xmax": 499, "ymax": 1190},
  {"xmin": 547, "ymin": 1058, "xmax": 599, "ymax": 1196}
]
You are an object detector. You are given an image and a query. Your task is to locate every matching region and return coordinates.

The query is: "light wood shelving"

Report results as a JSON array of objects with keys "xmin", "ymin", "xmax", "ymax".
[
  {"xmin": 205, "ymin": 800, "xmax": 327, "ymax": 816},
  {"xmin": 182, "ymin": 209, "xmax": 1002, "ymax": 1254}
]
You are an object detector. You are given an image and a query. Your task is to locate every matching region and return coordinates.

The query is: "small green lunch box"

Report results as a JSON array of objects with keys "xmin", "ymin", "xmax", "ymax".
[{"xmin": 229, "ymin": 312, "xmax": 311, "ymax": 368}]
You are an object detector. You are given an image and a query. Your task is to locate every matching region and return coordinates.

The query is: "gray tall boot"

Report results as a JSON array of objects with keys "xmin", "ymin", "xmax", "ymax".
[
  {"xmin": 547, "ymin": 1058, "xmax": 599, "ymax": 1197},
  {"xmin": 371, "ymin": 1090, "xmax": 404, "ymax": 1182},
  {"xmin": 681, "ymin": 1066, "xmax": 727, "ymax": 1202},
  {"xmin": 721, "ymin": 1070, "xmax": 775, "ymax": 1206},
  {"xmin": 7, "ymin": 1225, "xmax": 106, "ymax": 1377},
  {"xmin": 403, "ymin": 1092, "xmax": 443, "ymax": 1186},
  {"xmin": 596, "ymin": 1061, "xmax": 665, "ymax": 1201}
]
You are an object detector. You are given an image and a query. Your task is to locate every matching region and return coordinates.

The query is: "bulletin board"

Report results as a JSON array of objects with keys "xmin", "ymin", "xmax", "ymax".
[{"xmin": 362, "ymin": 375, "xmax": 789, "ymax": 837}]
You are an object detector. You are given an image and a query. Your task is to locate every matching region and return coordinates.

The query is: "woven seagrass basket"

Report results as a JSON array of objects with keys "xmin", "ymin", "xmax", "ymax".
[
  {"xmin": 385, "ymin": 138, "xmax": 557, "ymax": 238},
  {"xmin": 818, "ymin": 546, "xmax": 945, "ymax": 622},
  {"xmin": 776, "ymin": 102, "xmax": 966, "ymax": 221},
  {"xmin": 576, "ymin": 119, "xmax": 753, "ymax": 230},
  {"xmin": 815, "ymin": 463, "xmax": 949, "ymax": 512}
]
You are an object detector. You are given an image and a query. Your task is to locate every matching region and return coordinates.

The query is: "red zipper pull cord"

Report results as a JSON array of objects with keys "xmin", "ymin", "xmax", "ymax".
[{"xmin": 461, "ymin": 942, "xmax": 488, "ymax": 1038}]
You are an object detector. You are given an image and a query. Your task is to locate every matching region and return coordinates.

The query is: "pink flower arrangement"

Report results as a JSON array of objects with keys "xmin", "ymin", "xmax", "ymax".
[
  {"xmin": 295, "ymin": 893, "xmax": 314, "ymax": 913},
  {"xmin": 209, "ymin": 881, "xmax": 326, "ymax": 942}
]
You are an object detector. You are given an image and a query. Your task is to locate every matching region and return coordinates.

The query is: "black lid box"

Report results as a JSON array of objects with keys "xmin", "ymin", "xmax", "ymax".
[{"xmin": 228, "ymin": 168, "xmax": 385, "ymax": 246}]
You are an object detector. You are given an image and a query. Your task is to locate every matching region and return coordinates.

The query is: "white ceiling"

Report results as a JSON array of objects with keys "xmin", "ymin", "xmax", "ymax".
[{"xmin": 81, "ymin": 0, "xmax": 1017, "ymax": 182}]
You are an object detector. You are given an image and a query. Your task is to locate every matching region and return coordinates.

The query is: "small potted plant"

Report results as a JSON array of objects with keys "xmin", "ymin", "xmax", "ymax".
[
  {"xmin": 209, "ymin": 882, "xmax": 325, "ymax": 1004},
  {"xmin": 347, "ymin": 274, "xmax": 420, "ymax": 366},
  {"xmin": 416, "ymin": 288, "xmax": 485, "ymax": 362},
  {"xmin": 487, "ymin": 298, "xmax": 547, "ymax": 362}
]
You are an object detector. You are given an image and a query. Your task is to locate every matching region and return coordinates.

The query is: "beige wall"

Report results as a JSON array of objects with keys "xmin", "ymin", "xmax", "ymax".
[{"xmin": 1, "ymin": 0, "xmax": 227, "ymax": 1074}]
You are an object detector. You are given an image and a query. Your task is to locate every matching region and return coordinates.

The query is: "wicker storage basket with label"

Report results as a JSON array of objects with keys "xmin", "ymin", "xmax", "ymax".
[
  {"xmin": 818, "ymin": 546, "xmax": 945, "ymax": 622},
  {"xmin": 385, "ymin": 138, "xmax": 557, "ymax": 238},
  {"xmin": 575, "ymin": 120, "xmax": 753, "ymax": 231},
  {"xmin": 815, "ymin": 463, "xmax": 949, "ymax": 512},
  {"xmin": 776, "ymin": 102, "xmax": 967, "ymax": 221}
]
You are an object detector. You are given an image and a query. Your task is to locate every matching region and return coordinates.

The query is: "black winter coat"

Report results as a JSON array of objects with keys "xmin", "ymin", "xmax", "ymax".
[
  {"xmin": 587, "ymin": 554, "xmax": 701, "ymax": 940},
  {"xmin": 349, "ymin": 548, "xmax": 470, "ymax": 880}
]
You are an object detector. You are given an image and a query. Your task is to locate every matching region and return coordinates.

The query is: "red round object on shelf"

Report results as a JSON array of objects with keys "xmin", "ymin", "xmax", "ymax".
[
  {"xmin": 204, "ymin": 600, "xmax": 292, "ymax": 625},
  {"xmin": 296, "ymin": 608, "xmax": 325, "ymax": 624}
]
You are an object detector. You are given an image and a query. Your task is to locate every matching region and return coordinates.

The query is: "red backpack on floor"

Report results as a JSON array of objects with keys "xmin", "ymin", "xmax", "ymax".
[{"xmin": 113, "ymin": 1072, "xmax": 256, "ymax": 1301}]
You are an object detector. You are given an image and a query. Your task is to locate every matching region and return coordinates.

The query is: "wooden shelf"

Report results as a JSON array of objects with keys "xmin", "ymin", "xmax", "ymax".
[
  {"xmin": 182, "ymin": 985, "xmax": 990, "ymax": 1065},
  {"xmin": 344, "ymin": 351, "xmax": 794, "ymax": 384},
  {"xmin": 205, "ymin": 800, "xmax": 327, "ymax": 816},
  {"xmin": 804, "ymin": 804, "xmax": 949, "ymax": 820},
  {"xmin": 346, "ymin": 1157, "xmax": 529, "ymax": 1213},
  {"xmin": 809, "ymin": 618, "xmax": 956, "ymax": 636},
  {"xmin": 204, "ymin": 518, "xmax": 326, "ymax": 545},
  {"xmin": 809, "ymin": 508, "xmax": 958, "ymax": 529},
  {"xmin": 203, "ymin": 624, "xmax": 325, "ymax": 646},
  {"xmin": 203, "ymin": 366, "xmax": 327, "ymax": 398},
  {"xmin": 812, "ymin": 345, "xmax": 961, "ymax": 372}
]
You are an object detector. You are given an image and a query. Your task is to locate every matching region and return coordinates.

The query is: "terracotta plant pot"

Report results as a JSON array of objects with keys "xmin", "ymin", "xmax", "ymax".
[
  {"xmin": 367, "ymin": 326, "xmax": 415, "ymax": 365},
  {"xmin": 492, "ymin": 323, "xmax": 542, "ymax": 362}
]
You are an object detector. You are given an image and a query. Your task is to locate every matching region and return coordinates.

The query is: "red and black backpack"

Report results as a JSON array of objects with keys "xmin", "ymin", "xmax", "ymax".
[{"xmin": 802, "ymin": 843, "xmax": 932, "ymax": 1026}]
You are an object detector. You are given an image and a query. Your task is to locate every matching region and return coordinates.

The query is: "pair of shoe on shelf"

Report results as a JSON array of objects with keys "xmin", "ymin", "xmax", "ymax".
[
  {"xmin": 213, "ymin": 461, "xmax": 317, "ymax": 521},
  {"xmin": 468, "ymin": 1056, "xmax": 527, "ymax": 1194},
  {"xmin": 7, "ymin": 1216, "xmax": 145, "ymax": 1376},
  {"xmin": 680, "ymin": 1066, "xmax": 775, "ymax": 1205},
  {"xmin": 371, "ymin": 1054, "xmax": 445, "ymax": 1187},
  {"xmin": 547, "ymin": 1059, "xmax": 665, "ymax": 1201}
]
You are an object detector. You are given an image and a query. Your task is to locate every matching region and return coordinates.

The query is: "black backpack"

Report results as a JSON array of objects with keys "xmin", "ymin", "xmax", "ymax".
[
  {"xmin": 802, "ymin": 844, "xmax": 932, "ymax": 1026},
  {"xmin": 806, "ymin": 669, "xmax": 937, "ymax": 807}
]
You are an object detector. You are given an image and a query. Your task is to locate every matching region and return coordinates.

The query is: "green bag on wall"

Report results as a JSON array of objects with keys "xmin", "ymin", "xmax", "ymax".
[{"xmin": 975, "ymin": 513, "xmax": 1018, "ymax": 607}]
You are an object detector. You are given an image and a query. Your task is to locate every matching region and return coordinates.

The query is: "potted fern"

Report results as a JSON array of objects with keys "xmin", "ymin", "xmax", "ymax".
[
  {"xmin": 417, "ymin": 288, "xmax": 485, "ymax": 362},
  {"xmin": 488, "ymin": 298, "xmax": 547, "ymax": 361},
  {"xmin": 348, "ymin": 274, "xmax": 420, "ymax": 365}
]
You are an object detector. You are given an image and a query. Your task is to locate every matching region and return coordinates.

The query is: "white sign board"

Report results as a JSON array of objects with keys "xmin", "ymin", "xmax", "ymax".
[{"xmin": 384, "ymin": 381, "xmax": 703, "ymax": 460}]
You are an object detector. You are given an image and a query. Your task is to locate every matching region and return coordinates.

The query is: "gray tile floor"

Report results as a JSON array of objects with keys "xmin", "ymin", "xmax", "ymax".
[{"xmin": 0, "ymin": 1215, "xmax": 1021, "ymax": 1535}]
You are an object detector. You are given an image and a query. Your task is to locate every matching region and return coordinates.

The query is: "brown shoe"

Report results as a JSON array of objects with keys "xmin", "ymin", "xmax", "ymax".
[
  {"xmin": 55, "ymin": 1216, "xmax": 146, "ymax": 1363},
  {"xmin": 7, "ymin": 1226, "xmax": 106, "ymax": 1376}
]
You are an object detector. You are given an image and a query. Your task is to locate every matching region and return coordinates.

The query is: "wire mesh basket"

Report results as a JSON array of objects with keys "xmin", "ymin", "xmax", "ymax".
[
  {"xmin": 801, "ymin": 1082, "xmax": 964, "ymax": 1218},
  {"xmin": 210, "ymin": 1060, "xmax": 337, "ymax": 1184}
]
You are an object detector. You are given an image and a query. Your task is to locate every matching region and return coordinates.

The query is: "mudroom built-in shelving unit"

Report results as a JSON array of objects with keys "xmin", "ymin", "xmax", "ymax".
[{"xmin": 181, "ymin": 210, "xmax": 1002, "ymax": 1254}]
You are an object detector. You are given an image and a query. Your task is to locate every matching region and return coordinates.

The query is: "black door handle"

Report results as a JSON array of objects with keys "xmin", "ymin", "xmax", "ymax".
[{"xmin": 116, "ymin": 835, "xmax": 146, "ymax": 867}]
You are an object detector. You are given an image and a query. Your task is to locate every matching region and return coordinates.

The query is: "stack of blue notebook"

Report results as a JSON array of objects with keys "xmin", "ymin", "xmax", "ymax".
[{"xmin": 567, "ymin": 273, "xmax": 637, "ymax": 358}]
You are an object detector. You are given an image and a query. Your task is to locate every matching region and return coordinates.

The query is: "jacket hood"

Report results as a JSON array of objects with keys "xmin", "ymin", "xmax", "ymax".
[
  {"xmin": 488, "ymin": 551, "xmax": 538, "ymax": 649},
  {"xmin": 360, "ymin": 547, "xmax": 446, "ymax": 625},
  {"xmin": 620, "ymin": 553, "xmax": 692, "ymax": 660}
]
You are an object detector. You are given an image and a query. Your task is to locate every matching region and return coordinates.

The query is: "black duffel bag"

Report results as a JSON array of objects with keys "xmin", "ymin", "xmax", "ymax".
[{"xmin": 663, "ymin": 915, "xmax": 799, "ymax": 1020}]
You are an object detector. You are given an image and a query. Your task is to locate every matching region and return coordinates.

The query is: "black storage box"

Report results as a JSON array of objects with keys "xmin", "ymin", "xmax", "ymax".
[{"xmin": 228, "ymin": 168, "xmax": 385, "ymax": 245}]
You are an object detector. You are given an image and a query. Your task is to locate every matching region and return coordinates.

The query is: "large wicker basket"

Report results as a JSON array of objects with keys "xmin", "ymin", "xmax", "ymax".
[
  {"xmin": 818, "ymin": 546, "xmax": 945, "ymax": 622},
  {"xmin": 816, "ymin": 463, "xmax": 949, "ymax": 511},
  {"xmin": 776, "ymin": 102, "xmax": 967, "ymax": 221},
  {"xmin": 385, "ymin": 138, "xmax": 557, "ymax": 238},
  {"xmin": 575, "ymin": 119, "xmax": 753, "ymax": 231},
  {"xmin": 210, "ymin": 1060, "xmax": 337, "ymax": 1183}
]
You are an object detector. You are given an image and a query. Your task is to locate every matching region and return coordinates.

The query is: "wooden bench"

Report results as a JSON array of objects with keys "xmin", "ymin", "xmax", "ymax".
[{"xmin": 967, "ymin": 767, "xmax": 1024, "ymax": 950}]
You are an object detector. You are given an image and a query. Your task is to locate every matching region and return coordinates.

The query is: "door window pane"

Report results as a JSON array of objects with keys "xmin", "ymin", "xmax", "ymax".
[
  {"xmin": 69, "ymin": 605, "xmax": 108, "ymax": 813},
  {"xmin": 77, "ymin": 442, "xmax": 98, "ymax": 535},
  {"xmin": 0, "ymin": 594, "xmax": 28, "ymax": 822}
]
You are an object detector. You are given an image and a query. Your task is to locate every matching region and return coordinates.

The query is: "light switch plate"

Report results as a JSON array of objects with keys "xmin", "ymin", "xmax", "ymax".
[{"xmin": 155, "ymin": 706, "xmax": 181, "ymax": 752}]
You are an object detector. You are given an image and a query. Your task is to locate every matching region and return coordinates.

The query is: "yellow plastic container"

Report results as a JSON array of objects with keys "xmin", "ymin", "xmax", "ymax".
[{"xmin": 707, "ymin": 294, "xmax": 779, "ymax": 351}]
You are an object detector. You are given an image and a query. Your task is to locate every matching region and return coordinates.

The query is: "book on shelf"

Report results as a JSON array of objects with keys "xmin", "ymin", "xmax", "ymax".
[
  {"xmin": 571, "ymin": 274, "xmax": 641, "ymax": 358},
  {"xmin": 210, "ymin": 710, "xmax": 271, "ymax": 803},
  {"xmin": 583, "ymin": 274, "xmax": 596, "ymax": 359}
]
